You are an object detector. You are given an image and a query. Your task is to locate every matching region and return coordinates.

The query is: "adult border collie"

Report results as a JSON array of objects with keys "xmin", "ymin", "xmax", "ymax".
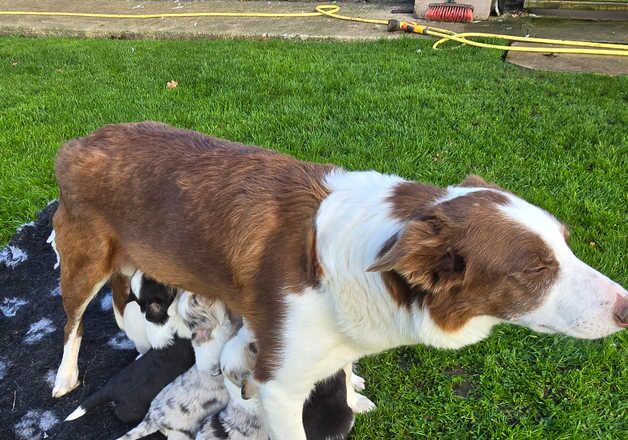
[{"xmin": 51, "ymin": 122, "xmax": 627, "ymax": 439}]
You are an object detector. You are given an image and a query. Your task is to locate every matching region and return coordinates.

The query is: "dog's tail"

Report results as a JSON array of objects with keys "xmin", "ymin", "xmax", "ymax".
[
  {"xmin": 64, "ymin": 387, "xmax": 111, "ymax": 421},
  {"xmin": 116, "ymin": 420, "xmax": 158, "ymax": 440}
]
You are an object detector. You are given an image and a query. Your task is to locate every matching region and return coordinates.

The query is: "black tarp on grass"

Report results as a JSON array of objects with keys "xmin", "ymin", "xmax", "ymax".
[{"xmin": 0, "ymin": 202, "xmax": 163, "ymax": 440}]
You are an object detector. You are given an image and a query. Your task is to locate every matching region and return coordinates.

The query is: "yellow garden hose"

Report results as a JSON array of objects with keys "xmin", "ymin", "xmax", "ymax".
[{"xmin": 1, "ymin": 4, "xmax": 627, "ymax": 57}]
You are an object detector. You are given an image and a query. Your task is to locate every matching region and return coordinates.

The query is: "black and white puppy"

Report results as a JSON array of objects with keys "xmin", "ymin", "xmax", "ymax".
[
  {"xmin": 65, "ymin": 336, "xmax": 195, "ymax": 424},
  {"xmin": 131, "ymin": 273, "xmax": 176, "ymax": 324},
  {"xmin": 197, "ymin": 323, "xmax": 357, "ymax": 440},
  {"xmin": 122, "ymin": 291, "xmax": 151, "ymax": 355},
  {"xmin": 126, "ymin": 271, "xmax": 191, "ymax": 351},
  {"xmin": 66, "ymin": 272, "xmax": 193, "ymax": 423},
  {"xmin": 302, "ymin": 370, "xmax": 354, "ymax": 440}
]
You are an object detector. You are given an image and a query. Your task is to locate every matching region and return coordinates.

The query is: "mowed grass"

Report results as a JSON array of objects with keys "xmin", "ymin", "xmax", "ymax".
[{"xmin": 0, "ymin": 35, "xmax": 626, "ymax": 438}]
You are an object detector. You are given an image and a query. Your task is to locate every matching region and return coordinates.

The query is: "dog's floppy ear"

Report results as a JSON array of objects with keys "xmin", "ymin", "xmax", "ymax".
[
  {"xmin": 459, "ymin": 174, "xmax": 503, "ymax": 191},
  {"xmin": 368, "ymin": 213, "xmax": 466, "ymax": 291},
  {"xmin": 366, "ymin": 236, "xmax": 403, "ymax": 273},
  {"xmin": 459, "ymin": 174, "xmax": 488, "ymax": 187}
]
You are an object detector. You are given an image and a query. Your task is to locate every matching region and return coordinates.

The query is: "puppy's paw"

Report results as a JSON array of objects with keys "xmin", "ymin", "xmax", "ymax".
[
  {"xmin": 224, "ymin": 368, "xmax": 247, "ymax": 387},
  {"xmin": 209, "ymin": 364, "xmax": 221, "ymax": 376},
  {"xmin": 349, "ymin": 393, "xmax": 376, "ymax": 414},
  {"xmin": 351, "ymin": 373, "xmax": 366, "ymax": 391},
  {"xmin": 192, "ymin": 328, "xmax": 212, "ymax": 344}
]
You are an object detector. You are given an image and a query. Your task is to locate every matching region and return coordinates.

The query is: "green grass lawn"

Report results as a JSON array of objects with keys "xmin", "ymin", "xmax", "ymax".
[{"xmin": 0, "ymin": 35, "xmax": 626, "ymax": 439}]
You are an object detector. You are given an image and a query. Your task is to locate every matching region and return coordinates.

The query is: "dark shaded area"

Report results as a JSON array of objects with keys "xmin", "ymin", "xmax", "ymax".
[{"xmin": 0, "ymin": 202, "xmax": 163, "ymax": 439}]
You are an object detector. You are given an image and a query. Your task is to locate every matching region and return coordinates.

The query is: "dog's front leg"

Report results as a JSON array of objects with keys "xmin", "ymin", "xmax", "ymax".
[{"xmin": 257, "ymin": 379, "xmax": 310, "ymax": 440}]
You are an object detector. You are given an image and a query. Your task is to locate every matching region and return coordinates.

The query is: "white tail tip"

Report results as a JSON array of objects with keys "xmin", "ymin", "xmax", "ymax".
[{"xmin": 65, "ymin": 406, "xmax": 86, "ymax": 421}]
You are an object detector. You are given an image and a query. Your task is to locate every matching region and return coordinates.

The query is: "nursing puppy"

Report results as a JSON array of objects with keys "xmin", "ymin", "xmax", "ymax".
[
  {"xmin": 302, "ymin": 370, "xmax": 354, "ymax": 440},
  {"xmin": 122, "ymin": 271, "xmax": 188, "ymax": 355},
  {"xmin": 199, "ymin": 324, "xmax": 357, "ymax": 440},
  {"xmin": 130, "ymin": 271, "xmax": 191, "ymax": 349},
  {"xmin": 196, "ymin": 323, "xmax": 266, "ymax": 440},
  {"xmin": 122, "ymin": 291, "xmax": 151, "ymax": 355},
  {"xmin": 67, "ymin": 275, "xmax": 195, "ymax": 423},
  {"xmin": 119, "ymin": 294, "xmax": 235, "ymax": 439},
  {"xmin": 52, "ymin": 123, "xmax": 627, "ymax": 438},
  {"xmin": 65, "ymin": 336, "xmax": 195, "ymax": 423}
]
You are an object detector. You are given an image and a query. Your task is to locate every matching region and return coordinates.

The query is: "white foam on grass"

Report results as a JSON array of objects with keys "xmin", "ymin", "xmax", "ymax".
[
  {"xmin": 108, "ymin": 331, "xmax": 135, "ymax": 350},
  {"xmin": 44, "ymin": 369, "xmax": 56, "ymax": 389},
  {"xmin": 0, "ymin": 245, "xmax": 28, "ymax": 269},
  {"xmin": 24, "ymin": 318, "xmax": 56, "ymax": 344},
  {"xmin": 16, "ymin": 221, "xmax": 35, "ymax": 233},
  {"xmin": 0, "ymin": 297, "xmax": 28, "ymax": 317},
  {"xmin": 49, "ymin": 284, "xmax": 61, "ymax": 297},
  {"xmin": 0, "ymin": 357, "xmax": 9, "ymax": 380},
  {"xmin": 100, "ymin": 291, "xmax": 113, "ymax": 311},
  {"xmin": 15, "ymin": 410, "xmax": 59, "ymax": 440}
]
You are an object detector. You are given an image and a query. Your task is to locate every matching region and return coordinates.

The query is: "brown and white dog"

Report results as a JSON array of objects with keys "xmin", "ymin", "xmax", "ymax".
[{"xmin": 51, "ymin": 122, "xmax": 627, "ymax": 439}]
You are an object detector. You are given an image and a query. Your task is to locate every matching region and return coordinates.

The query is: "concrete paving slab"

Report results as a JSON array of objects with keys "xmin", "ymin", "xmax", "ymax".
[
  {"xmin": 506, "ymin": 41, "xmax": 628, "ymax": 75},
  {"xmin": 0, "ymin": 0, "xmax": 416, "ymax": 40},
  {"xmin": 0, "ymin": 1, "xmax": 626, "ymax": 75}
]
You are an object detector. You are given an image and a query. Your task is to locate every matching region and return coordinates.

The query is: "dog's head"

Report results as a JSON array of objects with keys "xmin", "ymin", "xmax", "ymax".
[
  {"xmin": 130, "ymin": 272, "xmax": 177, "ymax": 325},
  {"xmin": 369, "ymin": 175, "xmax": 626, "ymax": 345}
]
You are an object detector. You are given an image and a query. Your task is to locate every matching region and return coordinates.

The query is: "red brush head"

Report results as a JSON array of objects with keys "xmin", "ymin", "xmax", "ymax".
[{"xmin": 426, "ymin": 3, "xmax": 474, "ymax": 23}]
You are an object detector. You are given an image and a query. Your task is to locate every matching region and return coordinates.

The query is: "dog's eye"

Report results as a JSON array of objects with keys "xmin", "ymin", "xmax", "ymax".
[
  {"xmin": 525, "ymin": 266, "xmax": 549, "ymax": 274},
  {"xmin": 522, "ymin": 256, "xmax": 556, "ymax": 276}
]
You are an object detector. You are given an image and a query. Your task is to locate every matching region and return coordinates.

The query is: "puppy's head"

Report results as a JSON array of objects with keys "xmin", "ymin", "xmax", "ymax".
[
  {"xmin": 131, "ymin": 273, "xmax": 177, "ymax": 325},
  {"xmin": 180, "ymin": 294, "xmax": 230, "ymax": 340},
  {"xmin": 369, "ymin": 175, "xmax": 627, "ymax": 344}
]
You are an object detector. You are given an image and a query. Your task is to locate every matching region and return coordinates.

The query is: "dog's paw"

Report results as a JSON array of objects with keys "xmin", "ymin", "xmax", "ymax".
[
  {"xmin": 52, "ymin": 371, "xmax": 79, "ymax": 398},
  {"xmin": 224, "ymin": 368, "xmax": 247, "ymax": 387},
  {"xmin": 351, "ymin": 373, "xmax": 366, "ymax": 391},
  {"xmin": 191, "ymin": 328, "xmax": 212, "ymax": 344},
  {"xmin": 241, "ymin": 375, "xmax": 258, "ymax": 400},
  {"xmin": 349, "ymin": 393, "xmax": 376, "ymax": 414},
  {"xmin": 209, "ymin": 365, "xmax": 221, "ymax": 376}
]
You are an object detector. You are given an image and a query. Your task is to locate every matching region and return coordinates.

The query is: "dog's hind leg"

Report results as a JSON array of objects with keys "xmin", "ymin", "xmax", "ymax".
[
  {"xmin": 110, "ymin": 273, "xmax": 130, "ymax": 330},
  {"xmin": 52, "ymin": 203, "xmax": 113, "ymax": 398}
]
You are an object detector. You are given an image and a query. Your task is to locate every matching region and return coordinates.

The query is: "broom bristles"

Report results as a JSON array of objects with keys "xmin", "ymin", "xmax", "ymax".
[{"xmin": 425, "ymin": 3, "xmax": 474, "ymax": 23}]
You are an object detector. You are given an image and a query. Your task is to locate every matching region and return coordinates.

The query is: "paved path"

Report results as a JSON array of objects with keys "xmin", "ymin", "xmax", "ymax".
[
  {"xmin": 0, "ymin": 1, "xmax": 626, "ymax": 74},
  {"xmin": 0, "ymin": 0, "xmax": 415, "ymax": 40}
]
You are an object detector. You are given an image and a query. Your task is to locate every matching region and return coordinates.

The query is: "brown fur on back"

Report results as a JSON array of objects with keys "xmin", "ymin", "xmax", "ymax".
[{"xmin": 55, "ymin": 121, "xmax": 335, "ymax": 380}]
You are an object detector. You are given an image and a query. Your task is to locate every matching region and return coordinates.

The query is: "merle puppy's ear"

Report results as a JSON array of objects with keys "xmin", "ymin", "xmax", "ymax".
[{"xmin": 368, "ymin": 212, "xmax": 466, "ymax": 292}]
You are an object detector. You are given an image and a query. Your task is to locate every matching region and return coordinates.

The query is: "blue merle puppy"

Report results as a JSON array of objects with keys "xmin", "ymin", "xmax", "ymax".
[
  {"xmin": 196, "ymin": 321, "xmax": 265, "ymax": 440},
  {"xmin": 117, "ymin": 292, "xmax": 236, "ymax": 440}
]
